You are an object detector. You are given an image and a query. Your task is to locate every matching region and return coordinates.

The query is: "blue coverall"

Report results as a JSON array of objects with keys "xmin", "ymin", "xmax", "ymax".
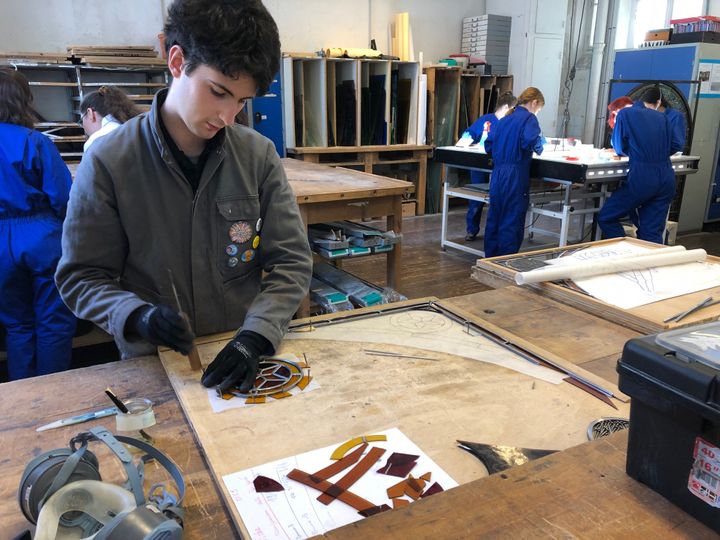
[
  {"xmin": 0, "ymin": 123, "xmax": 76, "ymax": 380},
  {"xmin": 464, "ymin": 113, "xmax": 498, "ymax": 236},
  {"xmin": 665, "ymin": 106, "xmax": 687, "ymax": 152},
  {"xmin": 483, "ymin": 105, "xmax": 543, "ymax": 257},
  {"xmin": 598, "ymin": 102, "xmax": 682, "ymax": 244}
]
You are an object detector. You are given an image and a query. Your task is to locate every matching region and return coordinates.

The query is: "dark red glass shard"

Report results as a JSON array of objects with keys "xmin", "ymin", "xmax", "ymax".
[
  {"xmin": 253, "ymin": 475, "xmax": 284, "ymax": 492},
  {"xmin": 358, "ymin": 504, "xmax": 391, "ymax": 517},
  {"xmin": 420, "ymin": 482, "xmax": 444, "ymax": 498}
]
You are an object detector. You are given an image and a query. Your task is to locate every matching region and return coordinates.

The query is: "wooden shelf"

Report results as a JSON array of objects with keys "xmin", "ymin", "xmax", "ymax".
[
  {"xmin": 28, "ymin": 81, "xmax": 77, "ymax": 87},
  {"xmin": 14, "ymin": 57, "xmax": 169, "ymax": 163},
  {"xmin": 81, "ymin": 82, "xmax": 166, "ymax": 88}
]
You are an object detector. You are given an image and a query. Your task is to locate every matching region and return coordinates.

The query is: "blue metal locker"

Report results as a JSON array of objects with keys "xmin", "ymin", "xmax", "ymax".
[{"xmin": 251, "ymin": 74, "xmax": 285, "ymax": 157}]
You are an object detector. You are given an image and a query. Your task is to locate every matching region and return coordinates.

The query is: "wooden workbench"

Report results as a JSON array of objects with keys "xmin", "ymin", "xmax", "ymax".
[
  {"xmin": 287, "ymin": 144, "xmax": 430, "ymax": 214},
  {"xmin": 320, "ymin": 429, "xmax": 716, "ymax": 539},
  {"xmin": 0, "ymin": 291, "xmax": 713, "ymax": 538},
  {"xmin": 283, "ymin": 158, "xmax": 412, "ymax": 315},
  {"xmin": 0, "ymin": 357, "xmax": 236, "ymax": 539}
]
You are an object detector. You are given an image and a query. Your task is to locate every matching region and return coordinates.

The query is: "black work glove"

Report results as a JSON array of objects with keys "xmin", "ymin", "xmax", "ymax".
[
  {"xmin": 129, "ymin": 304, "xmax": 195, "ymax": 355},
  {"xmin": 201, "ymin": 331, "xmax": 272, "ymax": 393}
]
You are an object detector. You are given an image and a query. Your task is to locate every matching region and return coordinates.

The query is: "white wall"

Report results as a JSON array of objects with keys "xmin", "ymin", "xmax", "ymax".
[
  {"xmin": 0, "ymin": 0, "xmax": 486, "ymax": 65},
  {"xmin": 485, "ymin": 0, "xmax": 531, "ymax": 91},
  {"xmin": 370, "ymin": 0, "xmax": 487, "ymax": 63},
  {"xmin": 0, "ymin": 0, "xmax": 166, "ymax": 53}
]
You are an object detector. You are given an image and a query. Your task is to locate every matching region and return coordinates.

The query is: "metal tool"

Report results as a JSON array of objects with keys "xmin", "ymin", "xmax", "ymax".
[
  {"xmin": 363, "ymin": 349, "xmax": 438, "ymax": 361},
  {"xmin": 167, "ymin": 268, "xmax": 202, "ymax": 370},
  {"xmin": 663, "ymin": 296, "xmax": 716, "ymax": 323},
  {"xmin": 36, "ymin": 407, "xmax": 118, "ymax": 432}
]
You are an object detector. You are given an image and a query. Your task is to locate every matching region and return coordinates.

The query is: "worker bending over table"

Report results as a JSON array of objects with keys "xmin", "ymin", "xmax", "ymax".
[
  {"xmin": 598, "ymin": 86, "xmax": 683, "ymax": 244},
  {"xmin": 457, "ymin": 92, "xmax": 517, "ymax": 242},
  {"xmin": 56, "ymin": 0, "xmax": 312, "ymax": 393}
]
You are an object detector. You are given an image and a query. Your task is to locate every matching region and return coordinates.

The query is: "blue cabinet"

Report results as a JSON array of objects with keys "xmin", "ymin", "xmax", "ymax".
[
  {"xmin": 612, "ymin": 46, "xmax": 696, "ymax": 101},
  {"xmin": 251, "ymin": 75, "xmax": 284, "ymax": 157}
]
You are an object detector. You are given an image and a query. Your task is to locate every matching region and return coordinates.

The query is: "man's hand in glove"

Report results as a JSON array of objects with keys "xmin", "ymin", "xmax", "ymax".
[
  {"xmin": 128, "ymin": 304, "xmax": 195, "ymax": 354},
  {"xmin": 201, "ymin": 331, "xmax": 272, "ymax": 393}
]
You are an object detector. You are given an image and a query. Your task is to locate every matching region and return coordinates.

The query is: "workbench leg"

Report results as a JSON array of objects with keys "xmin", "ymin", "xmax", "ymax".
[
  {"xmin": 298, "ymin": 206, "xmax": 311, "ymax": 318},
  {"xmin": 363, "ymin": 152, "xmax": 377, "ymax": 175},
  {"xmin": 386, "ymin": 196, "xmax": 403, "ymax": 291},
  {"xmin": 440, "ymin": 173, "xmax": 450, "ymax": 251},
  {"xmin": 416, "ymin": 150, "xmax": 427, "ymax": 215}
]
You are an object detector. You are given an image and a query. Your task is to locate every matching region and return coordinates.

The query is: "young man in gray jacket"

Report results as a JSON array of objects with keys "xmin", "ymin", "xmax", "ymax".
[{"xmin": 56, "ymin": 0, "xmax": 312, "ymax": 394}]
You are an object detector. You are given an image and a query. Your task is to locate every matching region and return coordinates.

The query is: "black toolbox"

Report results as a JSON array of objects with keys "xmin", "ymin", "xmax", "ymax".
[{"xmin": 618, "ymin": 322, "xmax": 720, "ymax": 531}]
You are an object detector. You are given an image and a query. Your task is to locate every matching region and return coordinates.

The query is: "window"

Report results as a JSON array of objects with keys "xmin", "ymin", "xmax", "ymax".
[
  {"xmin": 671, "ymin": 0, "xmax": 705, "ymax": 21},
  {"xmin": 632, "ymin": 0, "xmax": 668, "ymax": 47}
]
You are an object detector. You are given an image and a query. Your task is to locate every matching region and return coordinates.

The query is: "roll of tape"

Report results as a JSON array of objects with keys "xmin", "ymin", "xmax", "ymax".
[{"xmin": 115, "ymin": 398, "xmax": 156, "ymax": 432}]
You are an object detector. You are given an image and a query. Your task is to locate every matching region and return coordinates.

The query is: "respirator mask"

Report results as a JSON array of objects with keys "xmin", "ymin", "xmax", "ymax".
[{"xmin": 18, "ymin": 426, "xmax": 185, "ymax": 540}]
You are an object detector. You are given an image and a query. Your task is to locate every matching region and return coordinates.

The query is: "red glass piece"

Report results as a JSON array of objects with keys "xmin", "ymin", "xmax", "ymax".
[{"xmin": 253, "ymin": 475, "xmax": 284, "ymax": 492}]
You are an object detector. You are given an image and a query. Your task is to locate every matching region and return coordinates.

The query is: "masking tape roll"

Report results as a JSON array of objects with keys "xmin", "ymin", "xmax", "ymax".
[{"xmin": 115, "ymin": 398, "xmax": 156, "ymax": 432}]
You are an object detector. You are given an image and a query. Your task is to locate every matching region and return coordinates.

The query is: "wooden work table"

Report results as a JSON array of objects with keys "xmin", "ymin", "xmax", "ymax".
[
  {"xmin": 0, "ymin": 291, "xmax": 713, "ymax": 538},
  {"xmin": 283, "ymin": 158, "xmax": 412, "ymax": 315},
  {"xmin": 320, "ymin": 429, "xmax": 716, "ymax": 539},
  {"xmin": 0, "ymin": 357, "xmax": 236, "ymax": 539},
  {"xmin": 287, "ymin": 144, "xmax": 430, "ymax": 214}
]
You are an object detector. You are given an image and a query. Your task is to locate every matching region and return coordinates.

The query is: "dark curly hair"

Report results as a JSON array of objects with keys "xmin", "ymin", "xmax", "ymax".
[
  {"xmin": 0, "ymin": 67, "xmax": 40, "ymax": 128},
  {"xmin": 164, "ymin": 0, "xmax": 280, "ymax": 95},
  {"xmin": 79, "ymin": 86, "xmax": 142, "ymax": 123}
]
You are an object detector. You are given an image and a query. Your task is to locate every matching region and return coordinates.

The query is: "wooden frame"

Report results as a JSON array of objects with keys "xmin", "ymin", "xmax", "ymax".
[{"xmin": 472, "ymin": 238, "xmax": 720, "ymax": 334}]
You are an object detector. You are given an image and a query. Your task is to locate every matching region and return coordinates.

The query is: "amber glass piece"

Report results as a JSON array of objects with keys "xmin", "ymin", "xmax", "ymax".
[
  {"xmin": 392, "ymin": 498, "xmax": 410, "ymax": 509},
  {"xmin": 386, "ymin": 479, "xmax": 407, "ymax": 499}
]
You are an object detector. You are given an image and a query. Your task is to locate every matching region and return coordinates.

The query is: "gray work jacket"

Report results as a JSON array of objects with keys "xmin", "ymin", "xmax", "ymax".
[{"xmin": 56, "ymin": 93, "xmax": 312, "ymax": 358}]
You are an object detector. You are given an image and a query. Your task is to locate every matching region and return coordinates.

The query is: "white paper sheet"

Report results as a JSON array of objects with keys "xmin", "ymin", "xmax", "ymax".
[
  {"xmin": 222, "ymin": 427, "xmax": 458, "ymax": 539},
  {"xmin": 284, "ymin": 310, "xmax": 567, "ymax": 384},
  {"xmin": 551, "ymin": 241, "xmax": 720, "ymax": 309}
]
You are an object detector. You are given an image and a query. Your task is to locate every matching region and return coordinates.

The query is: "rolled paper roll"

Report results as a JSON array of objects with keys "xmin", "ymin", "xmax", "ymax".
[{"xmin": 515, "ymin": 247, "xmax": 706, "ymax": 285}]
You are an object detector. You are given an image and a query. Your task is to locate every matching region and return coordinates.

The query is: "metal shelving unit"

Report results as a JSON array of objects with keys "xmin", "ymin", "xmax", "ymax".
[{"xmin": 8, "ymin": 59, "xmax": 169, "ymax": 161}]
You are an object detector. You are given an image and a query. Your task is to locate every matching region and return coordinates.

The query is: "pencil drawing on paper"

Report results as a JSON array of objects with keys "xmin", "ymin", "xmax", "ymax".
[{"xmin": 389, "ymin": 311, "xmax": 452, "ymax": 333}]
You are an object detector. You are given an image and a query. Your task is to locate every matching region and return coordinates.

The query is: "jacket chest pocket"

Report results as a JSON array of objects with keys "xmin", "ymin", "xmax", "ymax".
[{"xmin": 215, "ymin": 195, "xmax": 261, "ymax": 280}]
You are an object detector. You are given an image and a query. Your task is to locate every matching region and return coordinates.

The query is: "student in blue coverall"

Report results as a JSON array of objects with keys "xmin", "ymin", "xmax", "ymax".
[
  {"xmin": 598, "ymin": 86, "xmax": 683, "ymax": 244},
  {"xmin": 483, "ymin": 87, "xmax": 545, "ymax": 257},
  {"xmin": 458, "ymin": 92, "xmax": 517, "ymax": 241},
  {"xmin": 0, "ymin": 68, "xmax": 76, "ymax": 380}
]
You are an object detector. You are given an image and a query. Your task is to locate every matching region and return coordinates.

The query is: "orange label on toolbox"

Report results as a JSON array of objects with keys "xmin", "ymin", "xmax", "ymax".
[{"xmin": 688, "ymin": 437, "xmax": 720, "ymax": 507}]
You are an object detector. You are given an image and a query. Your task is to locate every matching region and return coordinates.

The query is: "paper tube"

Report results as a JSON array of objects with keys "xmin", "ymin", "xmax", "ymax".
[{"xmin": 515, "ymin": 248, "xmax": 707, "ymax": 285}]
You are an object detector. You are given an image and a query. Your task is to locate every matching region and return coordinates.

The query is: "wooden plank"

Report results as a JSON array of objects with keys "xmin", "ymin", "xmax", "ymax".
[
  {"xmin": 159, "ymin": 304, "xmax": 631, "ymax": 538},
  {"xmin": 319, "ymin": 430, "xmax": 716, "ymax": 539},
  {"xmin": 81, "ymin": 56, "xmax": 166, "ymax": 66},
  {"xmin": 68, "ymin": 45, "xmax": 156, "ymax": 51},
  {"xmin": 0, "ymin": 357, "xmax": 236, "ymax": 540},
  {"xmin": 441, "ymin": 287, "xmax": 639, "ymax": 386},
  {"xmin": 28, "ymin": 81, "xmax": 77, "ymax": 87},
  {"xmin": 473, "ymin": 238, "xmax": 720, "ymax": 334}
]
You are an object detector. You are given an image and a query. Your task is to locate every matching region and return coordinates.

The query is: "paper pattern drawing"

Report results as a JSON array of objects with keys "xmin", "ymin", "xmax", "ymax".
[
  {"xmin": 551, "ymin": 241, "xmax": 720, "ymax": 310},
  {"xmin": 285, "ymin": 309, "xmax": 566, "ymax": 384},
  {"xmin": 222, "ymin": 427, "xmax": 457, "ymax": 540}
]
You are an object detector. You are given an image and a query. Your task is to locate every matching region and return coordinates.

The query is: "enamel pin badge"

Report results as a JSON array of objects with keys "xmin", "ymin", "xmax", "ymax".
[{"xmin": 229, "ymin": 221, "xmax": 253, "ymax": 244}]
